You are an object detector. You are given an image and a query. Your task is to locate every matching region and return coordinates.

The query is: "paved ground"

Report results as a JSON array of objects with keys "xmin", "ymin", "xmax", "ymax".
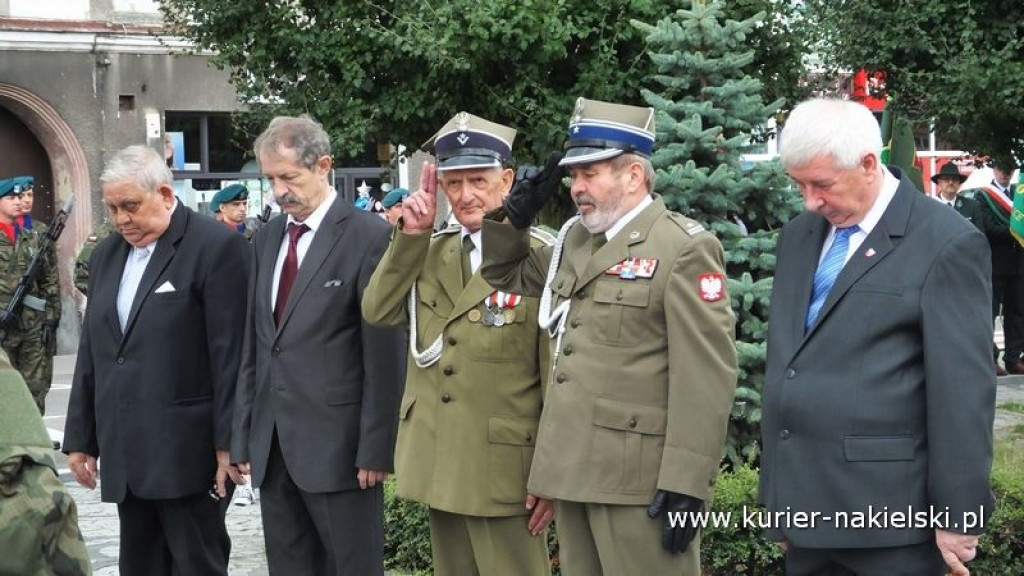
[{"xmin": 44, "ymin": 351, "xmax": 1024, "ymax": 575}]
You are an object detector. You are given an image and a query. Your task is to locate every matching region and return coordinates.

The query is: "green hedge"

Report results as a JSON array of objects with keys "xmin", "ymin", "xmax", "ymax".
[{"xmin": 384, "ymin": 442, "xmax": 1024, "ymax": 575}]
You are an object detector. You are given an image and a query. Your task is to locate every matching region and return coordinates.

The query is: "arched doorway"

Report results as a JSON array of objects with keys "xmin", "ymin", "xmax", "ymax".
[
  {"xmin": 0, "ymin": 107, "xmax": 55, "ymax": 221},
  {"xmin": 0, "ymin": 83, "xmax": 93, "ymax": 351}
]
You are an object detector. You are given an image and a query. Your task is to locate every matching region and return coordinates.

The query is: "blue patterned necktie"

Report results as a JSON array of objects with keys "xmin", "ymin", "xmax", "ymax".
[{"xmin": 805, "ymin": 225, "xmax": 859, "ymax": 331}]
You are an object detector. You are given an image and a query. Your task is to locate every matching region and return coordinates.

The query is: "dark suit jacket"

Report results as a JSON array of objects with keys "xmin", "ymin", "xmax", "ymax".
[
  {"xmin": 232, "ymin": 195, "xmax": 405, "ymax": 493},
  {"xmin": 969, "ymin": 184, "xmax": 1024, "ymax": 277},
  {"xmin": 64, "ymin": 203, "xmax": 250, "ymax": 503},
  {"xmin": 759, "ymin": 169, "xmax": 996, "ymax": 548}
]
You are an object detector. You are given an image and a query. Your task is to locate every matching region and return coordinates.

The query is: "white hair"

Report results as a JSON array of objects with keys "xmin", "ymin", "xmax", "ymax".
[
  {"xmin": 100, "ymin": 145, "xmax": 173, "ymax": 193},
  {"xmin": 780, "ymin": 99, "xmax": 883, "ymax": 170}
]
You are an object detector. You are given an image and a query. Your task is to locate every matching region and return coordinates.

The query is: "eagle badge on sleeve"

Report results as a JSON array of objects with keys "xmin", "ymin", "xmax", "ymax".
[{"xmin": 698, "ymin": 273, "xmax": 725, "ymax": 302}]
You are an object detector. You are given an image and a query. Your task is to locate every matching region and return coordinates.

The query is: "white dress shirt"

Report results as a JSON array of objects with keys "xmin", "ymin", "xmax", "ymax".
[{"xmin": 117, "ymin": 242, "xmax": 156, "ymax": 330}]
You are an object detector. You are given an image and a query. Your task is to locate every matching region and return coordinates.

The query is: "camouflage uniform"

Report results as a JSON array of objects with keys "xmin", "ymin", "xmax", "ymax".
[
  {"xmin": 0, "ymin": 223, "xmax": 60, "ymax": 414},
  {"xmin": 73, "ymin": 221, "xmax": 115, "ymax": 296},
  {"xmin": 0, "ymin": 349, "xmax": 91, "ymax": 575}
]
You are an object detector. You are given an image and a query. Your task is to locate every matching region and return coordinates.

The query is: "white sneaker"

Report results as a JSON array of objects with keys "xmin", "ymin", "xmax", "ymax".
[{"xmin": 233, "ymin": 482, "xmax": 256, "ymax": 507}]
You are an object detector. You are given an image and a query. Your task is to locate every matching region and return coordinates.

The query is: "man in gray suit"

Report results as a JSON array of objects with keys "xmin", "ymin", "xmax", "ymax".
[
  {"xmin": 232, "ymin": 116, "xmax": 406, "ymax": 575},
  {"xmin": 760, "ymin": 99, "xmax": 996, "ymax": 576}
]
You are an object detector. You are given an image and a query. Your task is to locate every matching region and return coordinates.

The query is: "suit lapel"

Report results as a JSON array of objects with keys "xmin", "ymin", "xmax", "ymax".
[
  {"xmin": 104, "ymin": 240, "xmax": 131, "ymax": 340},
  {"xmin": 275, "ymin": 196, "xmax": 350, "ymax": 334},
  {"xmin": 437, "ymin": 235, "xmax": 464, "ymax": 306},
  {"xmin": 259, "ymin": 215, "xmax": 286, "ymax": 333},
  {"xmin": 121, "ymin": 204, "xmax": 188, "ymax": 344},
  {"xmin": 802, "ymin": 174, "xmax": 913, "ymax": 342},
  {"xmin": 785, "ymin": 218, "xmax": 829, "ymax": 348}
]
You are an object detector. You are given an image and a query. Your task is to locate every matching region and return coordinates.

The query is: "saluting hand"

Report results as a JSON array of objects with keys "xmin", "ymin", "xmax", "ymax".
[{"xmin": 401, "ymin": 162, "xmax": 438, "ymax": 234}]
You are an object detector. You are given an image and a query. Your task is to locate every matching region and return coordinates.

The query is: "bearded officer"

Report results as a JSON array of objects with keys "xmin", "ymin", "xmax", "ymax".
[
  {"xmin": 363, "ymin": 113, "xmax": 553, "ymax": 576},
  {"xmin": 479, "ymin": 98, "xmax": 737, "ymax": 576}
]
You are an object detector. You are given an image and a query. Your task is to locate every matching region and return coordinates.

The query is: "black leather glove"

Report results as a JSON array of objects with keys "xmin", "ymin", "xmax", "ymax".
[
  {"xmin": 0, "ymin": 310, "xmax": 18, "ymax": 329},
  {"xmin": 42, "ymin": 322, "xmax": 58, "ymax": 354},
  {"xmin": 647, "ymin": 489, "xmax": 704, "ymax": 554},
  {"xmin": 503, "ymin": 151, "xmax": 564, "ymax": 229}
]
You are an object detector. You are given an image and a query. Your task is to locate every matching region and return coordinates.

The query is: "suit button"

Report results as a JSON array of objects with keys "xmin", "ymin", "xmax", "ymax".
[
  {"xmin": 616, "ymin": 290, "xmax": 624, "ymax": 301},
  {"xmin": 441, "ymin": 393, "xmax": 451, "ymax": 403},
  {"xmin": 575, "ymin": 290, "xmax": 586, "ymax": 300},
  {"xmin": 443, "ymin": 365, "xmax": 454, "ymax": 376},
  {"xmin": 430, "ymin": 300, "xmax": 437, "ymax": 307},
  {"xmin": 447, "ymin": 336, "xmax": 457, "ymax": 346},
  {"xmin": 556, "ymin": 373, "xmax": 566, "ymax": 383},
  {"xmin": 570, "ymin": 318, "xmax": 581, "ymax": 328},
  {"xmin": 116, "ymin": 357, "xmax": 125, "ymax": 365},
  {"xmin": 563, "ymin": 345, "xmax": 573, "ymax": 356},
  {"xmin": 628, "ymin": 417, "xmax": 637, "ymax": 429},
  {"xmin": 272, "ymin": 346, "xmax": 281, "ymax": 357},
  {"xmin": 526, "ymin": 433, "xmax": 533, "ymax": 443},
  {"xmin": 786, "ymin": 368, "xmax": 796, "ymax": 379},
  {"xmin": 779, "ymin": 429, "xmax": 790, "ymax": 440}
]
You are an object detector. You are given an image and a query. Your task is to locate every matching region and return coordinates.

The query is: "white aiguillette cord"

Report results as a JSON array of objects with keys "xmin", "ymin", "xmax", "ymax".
[
  {"xmin": 538, "ymin": 216, "xmax": 580, "ymax": 373},
  {"xmin": 408, "ymin": 282, "xmax": 443, "ymax": 368}
]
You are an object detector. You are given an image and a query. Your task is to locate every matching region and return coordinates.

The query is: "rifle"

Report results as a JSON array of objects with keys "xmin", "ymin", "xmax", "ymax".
[
  {"xmin": 259, "ymin": 203, "xmax": 272, "ymax": 224},
  {"xmin": 0, "ymin": 196, "xmax": 74, "ymax": 344}
]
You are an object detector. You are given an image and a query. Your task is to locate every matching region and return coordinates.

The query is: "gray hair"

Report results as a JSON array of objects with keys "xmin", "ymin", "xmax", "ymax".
[
  {"xmin": 611, "ymin": 153, "xmax": 656, "ymax": 193},
  {"xmin": 253, "ymin": 115, "xmax": 332, "ymax": 169},
  {"xmin": 100, "ymin": 145, "xmax": 173, "ymax": 192},
  {"xmin": 779, "ymin": 99, "xmax": 883, "ymax": 170}
]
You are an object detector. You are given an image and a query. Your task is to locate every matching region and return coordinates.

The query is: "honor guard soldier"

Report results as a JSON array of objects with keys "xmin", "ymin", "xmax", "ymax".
[
  {"xmin": 479, "ymin": 98, "xmax": 738, "ymax": 576},
  {"xmin": 211, "ymin": 183, "xmax": 262, "ymax": 241},
  {"xmin": 0, "ymin": 348, "xmax": 91, "ymax": 575},
  {"xmin": 363, "ymin": 113, "xmax": 554, "ymax": 576},
  {"xmin": 74, "ymin": 220, "xmax": 116, "ymax": 296},
  {"xmin": 0, "ymin": 177, "xmax": 61, "ymax": 415}
]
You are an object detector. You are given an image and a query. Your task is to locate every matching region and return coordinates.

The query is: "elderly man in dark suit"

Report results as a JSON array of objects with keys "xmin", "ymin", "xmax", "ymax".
[
  {"xmin": 760, "ymin": 99, "xmax": 996, "ymax": 576},
  {"xmin": 64, "ymin": 145, "xmax": 250, "ymax": 575},
  {"xmin": 232, "ymin": 116, "xmax": 405, "ymax": 576}
]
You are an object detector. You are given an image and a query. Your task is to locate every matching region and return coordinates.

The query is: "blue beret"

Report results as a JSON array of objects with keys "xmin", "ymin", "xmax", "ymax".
[
  {"xmin": 0, "ymin": 178, "xmax": 19, "ymax": 198},
  {"xmin": 381, "ymin": 188, "xmax": 409, "ymax": 209},
  {"xmin": 11, "ymin": 176, "xmax": 34, "ymax": 193},
  {"xmin": 210, "ymin": 183, "xmax": 248, "ymax": 213}
]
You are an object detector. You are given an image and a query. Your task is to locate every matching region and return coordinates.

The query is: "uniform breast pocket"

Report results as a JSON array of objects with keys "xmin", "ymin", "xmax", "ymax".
[{"xmin": 591, "ymin": 281, "xmax": 651, "ymax": 347}]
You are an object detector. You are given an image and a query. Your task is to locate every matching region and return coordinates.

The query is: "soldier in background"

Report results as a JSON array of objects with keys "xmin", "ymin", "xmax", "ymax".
[
  {"xmin": 210, "ymin": 183, "xmax": 262, "ymax": 241},
  {"xmin": 363, "ymin": 113, "xmax": 553, "ymax": 576},
  {"xmin": 0, "ymin": 348, "xmax": 91, "ymax": 575},
  {"xmin": 0, "ymin": 178, "xmax": 61, "ymax": 415},
  {"xmin": 10, "ymin": 176, "xmax": 62, "ymax": 411},
  {"xmin": 74, "ymin": 220, "xmax": 115, "ymax": 296}
]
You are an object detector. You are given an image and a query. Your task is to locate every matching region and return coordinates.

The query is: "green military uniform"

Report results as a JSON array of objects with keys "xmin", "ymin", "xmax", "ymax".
[
  {"xmin": 0, "ymin": 178, "xmax": 61, "ymax": 415},
  {"xmin": 362, "ymin": 112, "xmax": 553, "ymax": 576},
  {"xmin": 74, "ymin": 221, "xmax": 115, "ymax": 296},
  {"xmin": 0, "ymin": 348, "xmax": 91, "ymax": 575},
  {"xmin": 480, "ymin": 99, "xmax": 738, "ymax": 576}
]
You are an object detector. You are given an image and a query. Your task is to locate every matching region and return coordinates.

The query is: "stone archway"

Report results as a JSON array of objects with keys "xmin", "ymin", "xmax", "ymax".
[{"xmin": 0, "ymin": 83, "xmax": 92, "ymax": 349}]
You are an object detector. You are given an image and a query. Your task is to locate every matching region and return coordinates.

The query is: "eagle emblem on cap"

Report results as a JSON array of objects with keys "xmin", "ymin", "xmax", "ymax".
[{"xmin": 455, "ymin": 112, "xmax": 470, "ymax": 132}]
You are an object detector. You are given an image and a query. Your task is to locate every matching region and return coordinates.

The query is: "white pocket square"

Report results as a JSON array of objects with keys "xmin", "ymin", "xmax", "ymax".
[
  {"xmin": 324, "ymin": 279, "xmax": 343, "ymax": 288},
  {"xmin": 155, "ymin": 281, "xmax": 176, "ymax": 294}
]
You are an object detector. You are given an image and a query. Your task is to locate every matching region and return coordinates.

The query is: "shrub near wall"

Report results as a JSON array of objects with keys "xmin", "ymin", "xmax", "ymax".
[{"xmin": 383, "ymin": 445, "xmax": 1024, "ymax": 575}]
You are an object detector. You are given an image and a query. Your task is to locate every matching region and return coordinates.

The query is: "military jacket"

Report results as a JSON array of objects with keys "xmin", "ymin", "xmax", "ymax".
[
  {"xmin": 362, "ymin": 225, "xmax": 550, "ymax": 517},
  {"xmin": 74, "ymin": 221, "xmax": 116, "ymax": 296},
  {"xmin": 480, "ymin": 196, "xmax": 737, "ymax": 505},
  {"xmin": 0, "ymin": 350, "xmax": 91, "ymax": 574},
  {"xmin": 0, "ymin": 226, "xmax": 56, "ymax": 329}
]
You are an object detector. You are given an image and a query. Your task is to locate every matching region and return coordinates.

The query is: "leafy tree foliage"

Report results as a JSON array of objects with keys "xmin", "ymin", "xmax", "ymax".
[
  {"xmin": 159, "ymin": 0, "xmax": 807, "ymax": 165},
  {"xmin": 806, "ymin": 0, "xmax": 1024, "ymax": 167},
  {"xmin": 636, "ymin": 0, "xmax": 802, "ymax": 465}
]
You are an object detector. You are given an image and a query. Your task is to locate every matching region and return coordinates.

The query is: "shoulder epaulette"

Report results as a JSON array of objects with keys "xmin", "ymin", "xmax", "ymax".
[
  {"xmin": 666, "ymin": 211, "xmax": 706, "ymax": 237},
  {"xmin": 431, "ymin": 224, "xmax": 461, "ymax": 238},
  {"xmin": 529, "ymin": 226, "xmax": 556, "ymax": 246}
]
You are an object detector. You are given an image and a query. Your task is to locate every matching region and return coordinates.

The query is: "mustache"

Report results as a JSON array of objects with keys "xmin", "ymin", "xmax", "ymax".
[
  {"xmin": 574, "ymin": 193, "xmax": 595, "ymax": 207},
  {"xmin": 276, "ymin": 193, "xmax": 300, "ymax": 206}
]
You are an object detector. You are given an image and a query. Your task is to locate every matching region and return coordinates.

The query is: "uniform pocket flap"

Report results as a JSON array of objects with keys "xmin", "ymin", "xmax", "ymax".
[
  {"xmin": 551, "ymin": 270, "xmax": 576, "ymax": 299},
  {"xmin": 844, "ymin": 435, "xmax": 914, "ymax": 462},
  {"xmin": 399, "ymin": 395, "xmax": 416, "ymax": 420},
  {"xmin": 593, "ymin": 282, "xmax": 650, "ymax": 308},
  {"xmin": 593, "ymin": 397, "xmax": 666, "ymax": 435},
  {"xmin": 488, "ymin": 416, "xmax": 538, "ymax": 446}
]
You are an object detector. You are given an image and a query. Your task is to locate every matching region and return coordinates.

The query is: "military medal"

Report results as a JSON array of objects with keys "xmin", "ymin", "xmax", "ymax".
[
  {"xmin": 492, "ymin": 312, "xmax": 506, "ymax": 327},
  {"xmin": 605, "ymin": 257, "xmax": 659, "ymax": 280},
  {"xmin": 481, "ymin": 291, "xmax": 522, "ymax": 327},
  {"xmin": 503, "ymin": 309, "xmax": 516, "ymax": 323},
  {"xmin": 468, "ymin": 309, "xmax": 482, "ymax": 323},
  {"xmin": 482, "ymin": 311, "xmax": 495, "ymax": 326}
]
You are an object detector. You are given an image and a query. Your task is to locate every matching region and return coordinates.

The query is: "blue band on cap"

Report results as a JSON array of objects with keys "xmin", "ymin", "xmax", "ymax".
[
  {"xmin": 435, "ymin": 131, "xmax": 511, "ymax": 163},
  {"xmin": 567, "ymin": 122, "xmax": 654, "ymax": 156}
]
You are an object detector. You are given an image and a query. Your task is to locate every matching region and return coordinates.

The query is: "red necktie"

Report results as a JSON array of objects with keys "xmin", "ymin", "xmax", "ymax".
[{"xmin": 275, "ymin": 223, "xmax": 310, "ymax": 326}]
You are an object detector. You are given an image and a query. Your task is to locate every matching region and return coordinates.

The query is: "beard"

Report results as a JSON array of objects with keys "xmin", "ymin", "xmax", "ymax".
[{"xmin": 576, "ymin": 192, "xmax": 625, "ymax": 234}]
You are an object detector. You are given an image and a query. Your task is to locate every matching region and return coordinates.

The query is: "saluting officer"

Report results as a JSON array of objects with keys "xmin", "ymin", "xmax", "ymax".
[
  {"xmin": 210, "ymin": 183, "xmax": 262, "ymax": 241},
  {"xmin": 479, "ymin": 98, "xmax": 738, "ymax": 576},
  {"xmin": 0, "ymin": 177, "xmax": 61, "ymax": 415},
  {"xmin": 363, "ymin": 113, "xmax": 554, "ymax": 576}
]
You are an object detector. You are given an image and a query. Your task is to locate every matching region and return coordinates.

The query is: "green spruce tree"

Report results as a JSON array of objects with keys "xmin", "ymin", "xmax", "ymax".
[{"xmin": 635, "ymin": 0, "xmax": 802, "ymax": 466}]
